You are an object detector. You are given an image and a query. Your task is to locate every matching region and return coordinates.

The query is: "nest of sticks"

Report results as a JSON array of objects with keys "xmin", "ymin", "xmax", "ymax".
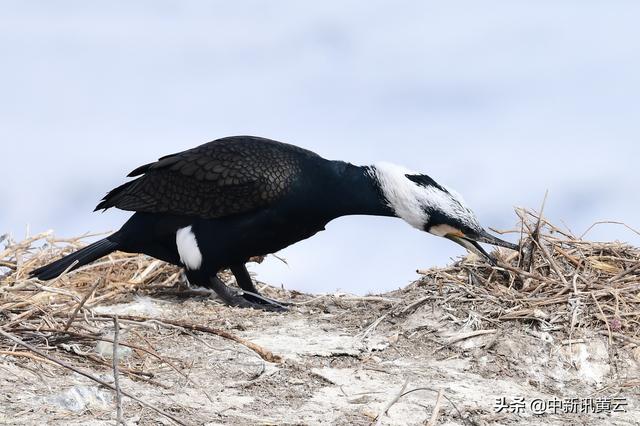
[
  {"xmin": 1, "ymin": 209, "xmax": 639, "ymax": 349},
  {"xmin": 413, "ymin": 208, "xmax": 640, "ymax": 347},
  {"xmin": 0, "ymin": 208, "xmax": 639, "ymax": 421}
]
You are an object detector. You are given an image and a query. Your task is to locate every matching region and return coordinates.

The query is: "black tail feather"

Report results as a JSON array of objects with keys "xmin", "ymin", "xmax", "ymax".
[
  {"xmin": 30, "ymin": 238, "xmax": 120, "ymax": 280},
  {"xmin": 94, "ymin": 179, "xmax": 140, "ymax": 211}
]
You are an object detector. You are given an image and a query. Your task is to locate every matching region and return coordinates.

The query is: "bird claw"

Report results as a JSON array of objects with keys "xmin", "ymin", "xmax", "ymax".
[
  {"xmin": 201, "ymin": 272, "xmax": 288, "ymax": 312},
  {"xmin": 237, "ymin": 290, "xmax": 288, "ymax": 312},
  {"xmin": 216, "ymin": 289, "xmax": 288, "ymax": 311}
]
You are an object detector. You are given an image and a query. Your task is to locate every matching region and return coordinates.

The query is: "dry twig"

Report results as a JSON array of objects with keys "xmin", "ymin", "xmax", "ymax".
[
  {"xmin": 427, "ymin": 389, "xmax": 444, "ymax": 426},
  {"xmin": 112, "ymin": 315, "xmax": 124, "ymax": 425},
  {"xmin": 0, "ymin": 327, "xmax": 186, "ymax": 425},
  {"xmin": 375, "ymin": 378, "xmax": 409, "ymax": 425},
  {"xmin": 89, "ymin": 313, "xmax": 281, "ymax": 363}
]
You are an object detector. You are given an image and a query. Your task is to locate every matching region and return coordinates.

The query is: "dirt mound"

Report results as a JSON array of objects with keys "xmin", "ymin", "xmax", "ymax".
[{"xmin": 1, "ymin": 209, "xmax": 639, "ymax": 425}]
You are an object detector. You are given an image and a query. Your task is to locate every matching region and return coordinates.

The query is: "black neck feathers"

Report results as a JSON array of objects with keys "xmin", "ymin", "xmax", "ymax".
[{"xmin": 325, "ymin": 161, "xmax": 395, "ymax": 219}]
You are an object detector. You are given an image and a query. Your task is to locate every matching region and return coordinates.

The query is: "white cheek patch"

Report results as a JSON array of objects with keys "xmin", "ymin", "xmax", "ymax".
[
  {"xmin": 176, "ymin": 226, "xmax": 203, "ymax": 270},
  {"xmin": 371, "ymin": 162, "xmax": 482, "ymax": 232},
  {"xmin": 370, "ymin": 162, "xmax": 427, "ymax": 229}
]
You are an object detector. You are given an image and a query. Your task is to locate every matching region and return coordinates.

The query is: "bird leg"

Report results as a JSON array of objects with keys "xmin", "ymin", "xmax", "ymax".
[
  {"xmin": 229, "ymin": 264, "xmax": 261, "ymax": 294},
  {"xmin": 230, "ymin": 264, "xmax": 288, "ymax": 310},
  {"xmin": 185, "ymin": 270, "xmax": 284, "ymax": 311}
]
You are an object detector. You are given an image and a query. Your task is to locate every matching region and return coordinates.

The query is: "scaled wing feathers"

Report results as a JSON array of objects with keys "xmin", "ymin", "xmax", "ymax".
[{"xmin": 95, "ymin": 136, "xmax": 319, "ymax": 219}]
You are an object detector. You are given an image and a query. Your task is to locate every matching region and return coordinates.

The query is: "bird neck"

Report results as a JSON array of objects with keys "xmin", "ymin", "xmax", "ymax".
[{"xmin": 326, "ymin": 161, "xmax": 396, "ymax": 219}]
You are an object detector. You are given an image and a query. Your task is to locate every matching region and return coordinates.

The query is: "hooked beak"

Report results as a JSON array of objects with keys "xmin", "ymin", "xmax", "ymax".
[{"xmin": 445, "ymin": 229, "xmax": 519, "ymax": 265}]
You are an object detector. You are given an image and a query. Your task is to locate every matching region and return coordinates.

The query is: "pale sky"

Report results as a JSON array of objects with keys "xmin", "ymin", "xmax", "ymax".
[{"xmin": 2, "ymin": 1, "xmax": 639, "ymax": 293}]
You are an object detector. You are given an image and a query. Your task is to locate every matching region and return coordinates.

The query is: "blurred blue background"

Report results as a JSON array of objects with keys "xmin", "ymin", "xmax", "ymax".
[{"xmin": 2, "ymin": 1, "xmax": 639, "ymax": 294}]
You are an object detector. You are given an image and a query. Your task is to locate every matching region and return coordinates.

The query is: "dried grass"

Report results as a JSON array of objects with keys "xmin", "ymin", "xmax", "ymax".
[
  {"xmin": 413, "ymin": 208, "xmax": 640, "ymax": 346},
  {"xmin": 0, "ymin": 232, "xmax": 276, "ymax": 424},
  {"xmin": 1, "ymin": 208, "xmax": 639, "ymax": 422},
  {"xmin": 2, "ymin": 209, "xmax": 639, "ymax": 352}
]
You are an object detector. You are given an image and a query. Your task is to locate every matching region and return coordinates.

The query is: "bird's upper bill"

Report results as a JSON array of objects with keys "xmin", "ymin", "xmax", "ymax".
[{"xmin": 444, "ymin": 228, "xmax": 518, "ymax": 265}]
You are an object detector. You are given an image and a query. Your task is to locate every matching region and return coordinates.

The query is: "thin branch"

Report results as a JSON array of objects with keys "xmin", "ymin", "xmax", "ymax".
[
  {"xmin": 495, "ymin": 262, "xmax": 562, "ymax": 286},
  {"xmin": 63, "ymin": 277, "xmax": 103, "ymax": 331},
  {"xmin": 17, "ymin": 326, "xmax": 214, "ymax": 402},
  {"xmin": 534, "ymin": 239, "xmax": 569, "ymax": 287},
  {"xmin": 580, "ymin": 221, "xmax": 640, "ymax": 239},
  {"xmin": 0, "ymin": 327, "xmax": 186, "ymax": 426},
  {"xmin": 89, "ymin": 314, "xmax": 281, "ymax": 363},
  {"xmin": 608, "ymin": 262, "xmax": 640, "ymax": 283},
  {"xmin": 591, "ymin": 292, "xmax": 612, "ymax": 344},
  {"xmin": 427, "ymin": 389, "xmax": 444, "ymax": 426},
  {"xmin": 375, "ymin": 378, "xmax": 409, "ymax": 425},
  {"xmin": 446, "ymin": 329, "xmax": 496, "ymax": 345},
  {"xmin": 112, "ymin": 316, "xmax": 124, "ymax": 425}
]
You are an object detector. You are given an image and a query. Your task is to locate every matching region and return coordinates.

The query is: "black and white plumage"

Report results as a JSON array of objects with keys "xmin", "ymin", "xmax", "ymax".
[{"xmin": 30, "ymin": 136, "xmax": 518, "ymax": 310}]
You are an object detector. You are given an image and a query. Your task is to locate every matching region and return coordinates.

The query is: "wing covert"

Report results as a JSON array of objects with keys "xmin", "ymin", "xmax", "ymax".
[{"xmin": 95, "ymin": 136, "xmax": 319, "ymax": 219}]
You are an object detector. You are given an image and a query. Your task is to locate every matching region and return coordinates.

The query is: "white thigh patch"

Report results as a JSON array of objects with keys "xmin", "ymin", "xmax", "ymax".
[{"xmin": 176, "ymin": 226, "xmax": 202, "ymax": 270}]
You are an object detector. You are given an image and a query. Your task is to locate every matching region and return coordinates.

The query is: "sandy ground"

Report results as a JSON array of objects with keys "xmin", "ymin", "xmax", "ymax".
[{"xmin": 1, "ymin": 277, "xmax": 639, "ymax": 425}]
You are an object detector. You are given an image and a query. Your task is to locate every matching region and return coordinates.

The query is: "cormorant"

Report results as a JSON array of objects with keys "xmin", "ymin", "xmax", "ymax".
[{"xmin": 30, "ymin": 136, "xmax": 518, "ymax": 310}]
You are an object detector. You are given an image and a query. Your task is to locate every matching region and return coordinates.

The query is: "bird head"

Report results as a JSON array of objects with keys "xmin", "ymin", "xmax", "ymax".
[{"xmin": 370, "ymin": 162, "xmax": 518, "ymax": 264}]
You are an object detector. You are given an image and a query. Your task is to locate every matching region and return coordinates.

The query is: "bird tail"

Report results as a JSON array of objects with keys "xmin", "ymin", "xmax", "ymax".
[{"xmin": 30, "ymin": 237, "xmax": 120, "ymax": 280}]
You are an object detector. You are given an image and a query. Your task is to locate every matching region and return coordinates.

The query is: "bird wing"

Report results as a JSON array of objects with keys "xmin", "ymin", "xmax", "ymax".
[{"xmin": 95, "ymin": 136, "xmax": 320, "ymax": 219}]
